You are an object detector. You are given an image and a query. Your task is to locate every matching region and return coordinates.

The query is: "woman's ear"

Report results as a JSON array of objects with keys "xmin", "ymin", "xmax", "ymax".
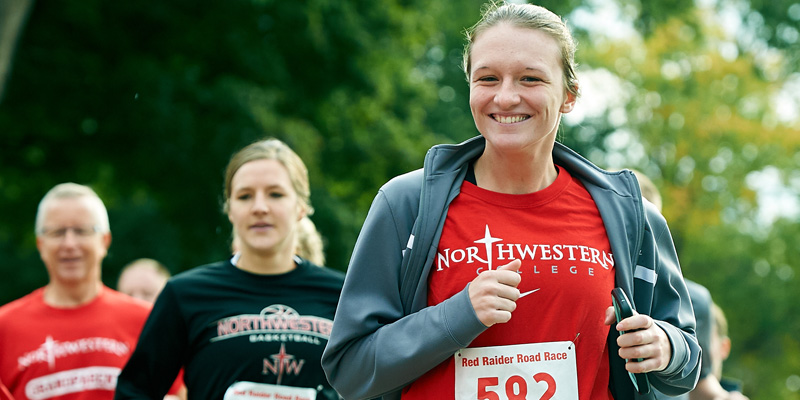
[
  {"xmin": 561, "ymin": 86, "xmax": 578, "ymax": 113},
  {"xmin": 719, "ymin": 336, "xmax": 732, "ymax": 361}
]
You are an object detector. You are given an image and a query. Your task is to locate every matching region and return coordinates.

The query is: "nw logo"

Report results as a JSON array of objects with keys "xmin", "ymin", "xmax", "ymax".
[
  {"xmin": 474, "ymin": 225, "xmax": 502, "ymax": 273},
  {"xmin": 262, "ymin": 343, "xmax": 304, "ymax": 384}
]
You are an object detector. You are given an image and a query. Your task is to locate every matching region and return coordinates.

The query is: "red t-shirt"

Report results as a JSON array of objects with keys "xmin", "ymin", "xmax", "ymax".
[
  {"xmin": 403, "ymin": 166, "xmax": 615, "ymax": 400},
  {"xmin": 0, "ymin": 379, "xmax": 13, "ymax": 400},
  {"xmin": 0, "ymin": 286, "xmax": 153, "ymax": 400}
]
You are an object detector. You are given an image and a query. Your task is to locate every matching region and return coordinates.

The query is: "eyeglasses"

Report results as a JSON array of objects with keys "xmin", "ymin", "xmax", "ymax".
[{"xmin": 39, "ymin": 225, "xmax": 101, "ymax": 240}]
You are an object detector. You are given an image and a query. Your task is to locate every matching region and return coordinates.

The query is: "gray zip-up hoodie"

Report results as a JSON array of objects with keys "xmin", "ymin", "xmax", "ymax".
[{"xmin": 322, "ymin": 136, "xmax": 700, "ymax": 400}]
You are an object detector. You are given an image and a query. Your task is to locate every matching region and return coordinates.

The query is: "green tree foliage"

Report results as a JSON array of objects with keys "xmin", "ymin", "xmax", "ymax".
[
  {"xmin": 0, "ymin": 0, "xmax": 451, "ymax": 299},
  {"xmin": 566, "ymin": 4, "xmax": 800, "ymax": 399},
  {"xmin": 723, "ymin": 0, "xmax": 800, "ymax": 70}
]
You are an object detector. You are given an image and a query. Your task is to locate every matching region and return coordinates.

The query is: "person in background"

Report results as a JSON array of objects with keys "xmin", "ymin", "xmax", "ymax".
[
  {"xmin": 116, "ymin": 258, "xmax": 187, "ymax": 400},
  {"xmin": 117, "ymin": 258, "xmax": 171, "ymax": 303},
  {"xmin": 0, "ymin": 183, "xmax": 153, "ymax": 400},
  {"xmin": 630, "ymin": 170, "xmax": 749, "ymax": 400},
  {"xmin": 115, "ymin": 138, "xmax": 345, "ymax": 400},
  {"xmin": 705, "ymin": 303, "xmax": 748, "ymax": 399},
  {"xmin": 322, "ymin": 3, "xmax": 699, "ymax": 399},
  {"xmin": 630, "ymin": 169, "xmax": 663, "ymax": 212}
]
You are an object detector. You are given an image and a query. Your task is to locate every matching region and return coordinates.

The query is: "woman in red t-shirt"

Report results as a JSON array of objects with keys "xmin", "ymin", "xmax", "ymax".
[{"xmin": 322, "ymin": 3, "xmax": 700, "ymax": 400}]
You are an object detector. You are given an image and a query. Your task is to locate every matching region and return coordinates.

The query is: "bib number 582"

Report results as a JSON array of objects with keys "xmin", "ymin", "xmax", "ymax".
[{"xmin": 477, "ymin": 373, "xmax": 556, "ymax": 400}]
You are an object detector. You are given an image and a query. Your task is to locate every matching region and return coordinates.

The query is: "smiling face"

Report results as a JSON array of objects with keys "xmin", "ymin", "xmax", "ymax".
[
  {"xmin": 36, "ymin": 197, "xmax": 111, "ymax": 286},
  {"xmin": 469, "ymin": 23, "xmax": 576, "ymax": 153},
  {"xmin": 227, "ymin": 159, "xmax": 306, "ymax": 257}
]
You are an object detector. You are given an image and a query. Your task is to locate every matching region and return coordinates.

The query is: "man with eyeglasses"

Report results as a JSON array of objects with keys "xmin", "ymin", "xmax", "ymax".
[{"xmin": 0, "ymin": 183, "xmax": 155, "ymax": 400}]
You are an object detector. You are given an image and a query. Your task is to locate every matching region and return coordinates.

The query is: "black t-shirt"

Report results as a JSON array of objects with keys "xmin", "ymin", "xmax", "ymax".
[{"xmin": 116, "ymin": 257, "xmax": 345, "ymax": 400}]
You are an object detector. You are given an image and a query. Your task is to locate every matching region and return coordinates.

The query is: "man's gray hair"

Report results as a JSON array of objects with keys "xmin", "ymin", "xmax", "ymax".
[{"xmin": 35, "ymin": 183, "xmax": 110, "ymax": 234}]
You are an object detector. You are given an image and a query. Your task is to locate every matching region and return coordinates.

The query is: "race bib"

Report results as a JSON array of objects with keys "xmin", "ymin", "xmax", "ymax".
[
  {"xmin": 224, "ymin": 381, "xmax": 317, "ymax": 400},
  {"xmin": 455, "ymin": 341, "xmax": 578, "ymax": 400}
]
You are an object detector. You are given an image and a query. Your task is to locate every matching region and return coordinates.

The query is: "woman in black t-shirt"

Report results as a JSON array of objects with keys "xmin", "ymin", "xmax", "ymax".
[{"xmin": 116, "ymin": 138, "xmax": 344, "ymax": 400}]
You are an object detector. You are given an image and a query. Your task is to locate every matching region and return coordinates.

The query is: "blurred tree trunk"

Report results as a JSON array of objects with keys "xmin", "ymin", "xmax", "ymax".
[{"xmin": 0, "ymin": 0, "xmax": 34, "ymax": 103}]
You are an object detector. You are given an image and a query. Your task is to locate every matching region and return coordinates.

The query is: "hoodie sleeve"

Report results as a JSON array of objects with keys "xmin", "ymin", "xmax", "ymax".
[
  {"xmin": 642, "ymin": 205, "xmax": 702, "ymax": 396},
  {"xmin": 321, "ymin": 185, "xmax": 487, "ymax": 400}
]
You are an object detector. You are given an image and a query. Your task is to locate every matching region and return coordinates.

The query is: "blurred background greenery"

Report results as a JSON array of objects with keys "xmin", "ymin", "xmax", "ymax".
[{"xmin": 1, "ymin": 0, "xmax": 798, "ymax": 398}]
